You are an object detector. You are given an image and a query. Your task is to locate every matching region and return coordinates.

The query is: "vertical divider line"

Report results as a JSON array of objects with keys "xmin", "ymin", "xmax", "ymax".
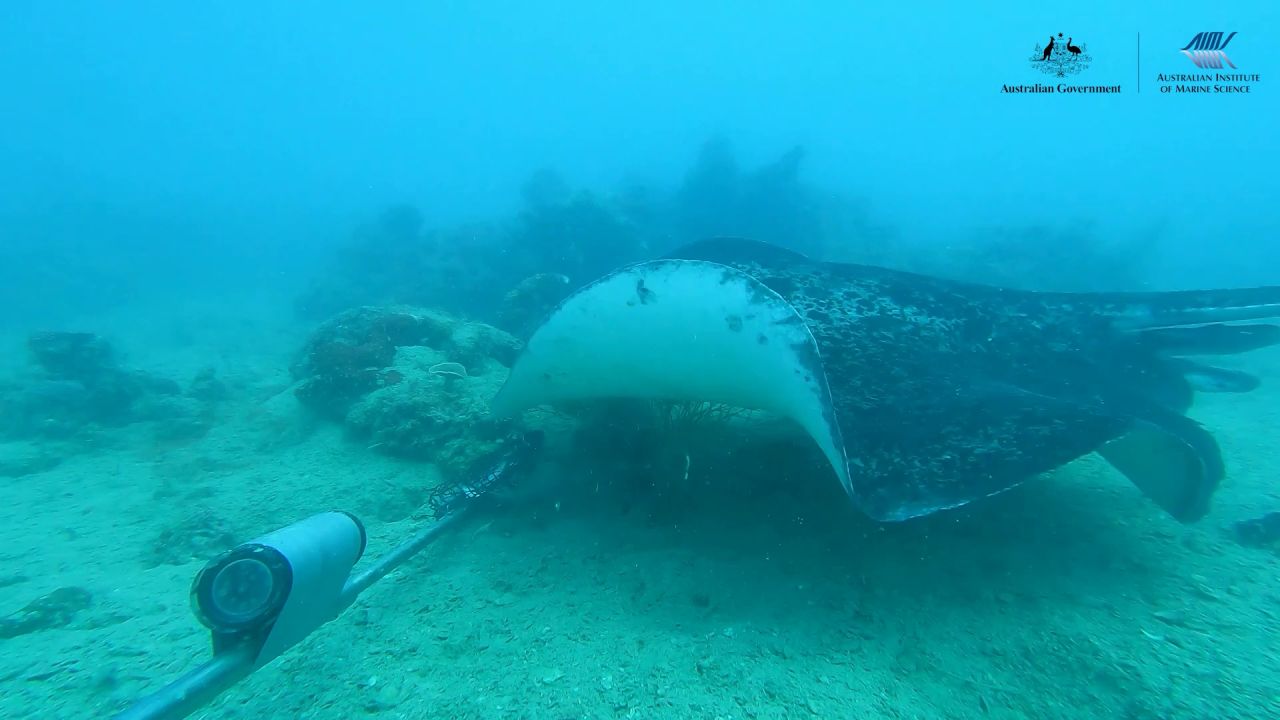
[{"xmin": 1137, "ymin": 32, "xmax": 1141, "ymax": 93}]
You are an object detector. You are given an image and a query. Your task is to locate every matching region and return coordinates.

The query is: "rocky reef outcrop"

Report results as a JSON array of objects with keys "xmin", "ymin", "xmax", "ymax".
[
  {"xmin": 290, "ymin": 306, "xmax": 524, "ymax": 478},
  {"xmin": 0, "ymin": 332, "xmax": 224, "ymax": 444},
  {"xmin": 496, "ymin": 272, "xmax": 574, "ymax": 339}
]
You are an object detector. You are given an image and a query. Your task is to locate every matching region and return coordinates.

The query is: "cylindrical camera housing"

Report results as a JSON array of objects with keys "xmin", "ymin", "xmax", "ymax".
[{"xmin": 191, "ymin": 511, "xmax": 366, "ymax": 667}]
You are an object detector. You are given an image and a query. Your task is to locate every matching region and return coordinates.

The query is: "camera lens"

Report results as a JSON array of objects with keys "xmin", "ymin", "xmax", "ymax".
[
  {"xmin": 209, "ymin": 558, "xmax": 275, "ymax": 622},
  {"xmin": 192, "ymin": 545, "xmax": 292, "ymax": 633}
]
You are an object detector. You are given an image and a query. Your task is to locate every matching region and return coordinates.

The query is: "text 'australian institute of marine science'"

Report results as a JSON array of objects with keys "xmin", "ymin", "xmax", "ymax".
[{"xmin": 1155, "ymin": 73, "xmax": 1260, "ymax": 93}]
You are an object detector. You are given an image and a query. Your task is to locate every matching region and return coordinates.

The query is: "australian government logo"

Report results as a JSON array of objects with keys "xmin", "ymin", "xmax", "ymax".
[
  {"xmin": 1156, "ymin": 32, "xmax": 1259, "ymax": 94},
  {"xmin": 1002, "ymin": 32, "xmax": 1122, "ymax": 94}
]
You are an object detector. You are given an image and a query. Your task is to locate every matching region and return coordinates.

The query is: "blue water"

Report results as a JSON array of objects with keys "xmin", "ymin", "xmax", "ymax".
[{"xmin": 0, "ymin": 4, "xmax": 1277, "ymax": 719}]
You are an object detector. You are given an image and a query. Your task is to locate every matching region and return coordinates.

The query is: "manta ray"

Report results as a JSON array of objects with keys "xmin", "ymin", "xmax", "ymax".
[{"xmin": 491, "ymin": 238, "xmax": 1280, "ymax": 523}]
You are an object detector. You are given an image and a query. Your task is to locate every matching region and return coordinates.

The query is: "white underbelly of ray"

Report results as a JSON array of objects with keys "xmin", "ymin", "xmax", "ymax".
[{"xmin": 490, "ymin": 259, "xmax": 850, "ymax": 494}]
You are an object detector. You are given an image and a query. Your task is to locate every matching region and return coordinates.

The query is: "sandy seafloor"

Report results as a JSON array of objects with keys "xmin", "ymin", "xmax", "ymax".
[{"xmin": 1, "ymin": 299, "xmax": 1278, "ymax": 720}]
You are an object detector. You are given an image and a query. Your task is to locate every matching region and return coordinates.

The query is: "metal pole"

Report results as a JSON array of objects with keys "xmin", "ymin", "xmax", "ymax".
[
  {"xmin": 340, "ymin": 510, "xmax": 460, "ymax": 605},
  {"xmin": 112, "ymin": 643, "xmax": 256, "ymax": 720}
]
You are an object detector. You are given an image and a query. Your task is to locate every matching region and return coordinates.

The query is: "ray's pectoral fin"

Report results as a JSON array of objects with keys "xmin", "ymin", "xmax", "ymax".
[
  {"xmin": 1097, "ymin": 411, "xmax": 1223, "ymax": 523},
  {"xmin": 845, "ymin": 380, "xmax": 1132, "ymax": 521},
  {"xmin": 848, "ymin": 379, "xmax": 1223, "ymax": 524}
]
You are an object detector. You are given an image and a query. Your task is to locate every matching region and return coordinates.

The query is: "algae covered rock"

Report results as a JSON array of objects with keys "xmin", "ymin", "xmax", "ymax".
[
  {"xmin": 27, "ymin": 332, "xmax": 115, "ymax": 381},
  {"xmin": 187, "ymin": 367, "xmax": 230, "ymax": 403},
  {"xmin": 346, "ymin": 346, "xmax": 514, "ymax": 478},
  {"xmin": 1233, "ymin": 511, "xmax": 1280, "ymax": 549},
  {"xmin": 0, "ymin": 586, "xmax": 93, "ymax": 639},
  {"xmin": 496, "ymin": 272, "xmax": 573, "ymax": 339},
  {"xmin": 291, "ymin": 305, "xmax": 529, "ymax": 480},
  {"xmin": 448, "ymin": 320, "xmax": 522, "ymax": 368},
  {"xmin": 290, "ymin": 306, "xmax": 483, "ymax": 418},
  {"xmin": 0, "ymin": 378, "xmax": 92, "ymax": 439},
  {"xmin": 2, "ymin": 331, "xmax": 198, "ymax": 440},
  {"xmin": 146, "ymin": 509, "xmax": 239, "ymax": 567}
]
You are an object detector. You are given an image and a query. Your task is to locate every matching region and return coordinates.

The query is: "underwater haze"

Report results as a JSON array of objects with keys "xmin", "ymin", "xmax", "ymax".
[{"xmin": 1, "ymin": 3, "xmax": 1279, "ymax": 719}]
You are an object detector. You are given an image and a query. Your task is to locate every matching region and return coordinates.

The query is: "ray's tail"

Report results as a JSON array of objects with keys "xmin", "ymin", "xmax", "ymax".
[
  {"xmin": 1093, "ymin": 285, "xmax": 1280, "ymax": 332},
  {"xmin": 1073, "ymin": 283, "xmax": 1279, "ymax": 522}
]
